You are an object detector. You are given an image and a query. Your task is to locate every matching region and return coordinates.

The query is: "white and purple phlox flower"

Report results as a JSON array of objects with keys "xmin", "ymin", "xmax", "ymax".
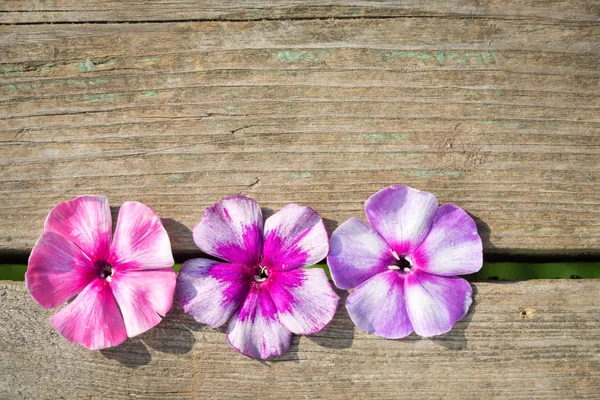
[
  {"xmin": 176, "ymin": 195, "xmax": 339, "ymax": 359},
  {"xmin": 26, "ymin": 195, "xmax": 176, "ymax": 350},
  {"xmin": 327, "ymin": 185, "xmax": 483, "ymax": 338}
]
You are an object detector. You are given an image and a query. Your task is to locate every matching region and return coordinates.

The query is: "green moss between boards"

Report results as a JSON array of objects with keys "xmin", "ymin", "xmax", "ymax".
[{"xmin": 1, "ymin": 262, "xmax": 599, "ymax": 281}]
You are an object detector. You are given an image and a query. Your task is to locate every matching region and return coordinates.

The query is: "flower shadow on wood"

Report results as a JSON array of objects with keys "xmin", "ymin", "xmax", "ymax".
[
  {"xmin": 142, "ymin": 301, "xmax": 196, "ymax": 355},
  {"xmin": 100, "ymin": 301, "xmax": 196, "ymax": 368},
  {"xmin": 161, "ymin": 218, "xmax": 201, "ymax": 261},
  {"xmin": 100, "ymin": 338, "xmax": 151, "ymax": 368},
  {"xmin": 468, "ymin": 213, "xmax": 493, "ymax": 251}
]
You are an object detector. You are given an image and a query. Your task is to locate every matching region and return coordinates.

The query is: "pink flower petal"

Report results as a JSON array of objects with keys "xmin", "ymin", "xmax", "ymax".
[
  {"xmin": 226, "ymin": 284, "xmax": 292, "ymax": 359},
  {"xmin": 44, "ymin": 195, "xmax": 112, "ymax": 262},
  {"xmin": 410, "ymin": 204, "xmax": 483, "ymax": 276},
  {"xmin": 109, "ymin": 201, "xmax": 174, "ymax": 271},
  {"xmin": 193, "ymin": 196, "xmax": 263, "ymax": 266},
  {"xmin": 328, "ymin": 217, "xmax": 395, "ymax": 290},
  {"xmin": 365, "ymin": 186, "xmax": 438, "ymax": 255},
  {"xmin": 345, "ymin": 270, "xmax": 414, "ymax": 339},
  {"xmin": 176, "ymin": 258, "xmax": 252, "ymax": 328},
  {"xmin": 51, "ymin": 279, "xmax": 127, "ymax": 350},
  {"xmin": 404, "ymin": 270, "xmax": 472, "ymax": 337},
  {"xmin": 26, "ymin": 231, "xmax": 98, "ymax": 309},
  {"xmin": 110, "ymin": 269, "xmax": 176, "ymax": 337},
  {"xmin": 262, "ymin": 204, "xmax": 328, "ymax": 271},
  {"xmin": 268, "ymin": 268, "xmax": 339, "ymax": 335}
]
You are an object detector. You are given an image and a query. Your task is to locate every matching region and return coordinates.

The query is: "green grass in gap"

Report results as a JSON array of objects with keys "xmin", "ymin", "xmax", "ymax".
[
  {"xmin": 1, "ymin": 264, "xmax": 28, "ymax": 281},
  {"xmin": 2, "ymin": 262, "xmax": 599, "ymax": 281},
  {"xmin": 464, "ymin": 262, "xmax": 600, "ymax": 280}
]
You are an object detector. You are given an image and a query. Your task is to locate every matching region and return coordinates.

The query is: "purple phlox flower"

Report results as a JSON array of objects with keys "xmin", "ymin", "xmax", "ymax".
[
  {"xmin": 327, "ymin": 185, "xmax": 483, "ymax": 338},
  {"xmin": 176, "ymin": 195, "xmax": 339, "ymax": 359},
  {"xmin": 26, "ymin": 195, "xmax": 176, "ymax": 350}
]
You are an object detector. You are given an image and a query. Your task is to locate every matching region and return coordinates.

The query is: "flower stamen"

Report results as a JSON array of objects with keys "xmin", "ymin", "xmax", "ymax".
[
  {"xmin": 254, "ymin": 266, "xmax": 268, "ymax": 283},
  {"xmin": 95, "ymin": 260, "xmax": 114, "ymax": 282},
  {"xmin": 388, "ymin": 255, "xmax": 412, "ymax": 273}
]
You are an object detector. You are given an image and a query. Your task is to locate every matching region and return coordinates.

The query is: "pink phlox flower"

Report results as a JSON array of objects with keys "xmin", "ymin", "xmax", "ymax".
[
  {"xmin": 176, "ymin": 195, "xmax": 339, "ymax": 359},
  {"xmin": 327, "ymin": 185, "xmax": 483, "ymax": 338},
  {"xmin": 26, "ymin": 195, "xmax": 176, "ymax": 350}
]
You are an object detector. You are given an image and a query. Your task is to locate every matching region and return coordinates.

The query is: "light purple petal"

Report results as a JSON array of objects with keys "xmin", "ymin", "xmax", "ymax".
[
  {"xmin": 176, "ymin": 258, "xmax": 252, "ymax": 328},
  {"xmin": 345, "ymin": 270, "xmax": 414, "ymax": 339},
  {"xmin": 193, "ymin": 196, "xmax": 263, "ymax": 266},
  {"xmin": 51, "ymin": 279, "xmax": 128, "ymax": 350},
  {"xmin": 109, "ymin": 201, "xmax": 174, "ymax": 271},
  {"xmin": 26, "ymin": 231, "xmax": 98, "ymax": 309},
  {"xmin": 262, "ymin": 204, "xmax": 328, "ymax": 271},
  {"xmin": 44, "ymin": 195, "xmax": 112, "ymax": 262},
  {"xmin": 328, "ymin": 217, "xmax": 396, "ymax": 290},
  {"xmin": 226, "ymin": 284, "xmax": 292, "ymax": 359},
  {"xmin": 269, "ymin": 268, "xmax": 339, "ymax": 335},
  {"xmin": 410, "ymin": 204, "xmax": 483, "ymax": 276},
  {"xmin": 110, "ymin": 269, "xmax": 176, "ymax": 338},
  {"xmin": 404, "ymin": 270, "xmax": 472, "ymax": 337},
  {"xmin": 365, "ymin": 185, "xmax": 438, "ymax": 255}
]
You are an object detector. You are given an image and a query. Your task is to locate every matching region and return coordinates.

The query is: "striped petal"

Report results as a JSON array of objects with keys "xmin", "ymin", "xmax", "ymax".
[
  {"xmin": 262, "ymin": 204, "xmax": 328, "ymax": 271},
  {"xmin": 176, "ymin": 258, "xmax": 252, "ymax": 328},
  {"xmin": 328, "ymin": 217, "xmax": 395, "ymax": 290},
  {"xmin": 26, "ymin": 231, "xmax": 97, "ymax": 309},
  {"xmin": 50, "ymin": 279, "xmax": 127, "ymax": 350},
  {"xmin": 44, "ymin": 195, "xmax": 112, "ymax": 262},
  {"xmin": 109, "ymin": 201, "xmax": 174, "ymax": 271},
  {"xmin": 226, "ymin": 284, "xmax": 292, "ymax": 359},
  {"xmin": 411, "ymin": 204, "xmax": 483, "ymax": 276},
  {"xmin": 346, "ymin": 270, "xmax": 413, "ymax": 339},
  {"xmin": 404, "ymin": 270, "xmax": 473, "ymax": 337},
  {"xmin": 193, "ymin": 196, "xmax": 263, "ymax": 266},
  {"xmin": 365, "ymin": 186, "xmax": 438, "ymax": 256},
  {"xmin": 269, "ymin": 268, "xmax": 339, "ymax": 335},
  {"xmin": 110, "ymin": 269, "xmax": 176, "ymax": 338}
]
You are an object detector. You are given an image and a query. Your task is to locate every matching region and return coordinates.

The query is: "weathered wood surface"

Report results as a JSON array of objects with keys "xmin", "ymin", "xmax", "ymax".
[
  {"xmin": 1, "ymin": 1, "xmax": 599, "ymax": 258},
  {"xmin": 1, "ymin": 280, "xmax": 599, "ymax": 399},
  {"xmin": 1, "ymin": 0, "xmax": 598, "ymax": 23}
]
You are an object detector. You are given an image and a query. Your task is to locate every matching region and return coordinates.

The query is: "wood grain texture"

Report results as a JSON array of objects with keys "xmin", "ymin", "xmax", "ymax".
[
  {"xmin": 0, "ymin": 4, "xmax": 599, "ymax": 257},
  {"xmin": 1, "ymin": 280, "xmax": 599, "ymax": 399},
  {"xmin": 1, "ymin": 0, "xmax": 598, "ymax": 23}
]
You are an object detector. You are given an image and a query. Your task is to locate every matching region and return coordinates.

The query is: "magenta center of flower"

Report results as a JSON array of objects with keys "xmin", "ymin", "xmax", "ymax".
[
  {"xmin": 95, "ymin": 260, "xmax": 114, "ymax": 282},
  {"xmin": 254, "ymin": 266, "xmax": 269, "ymax": 283},
  {"xmin": 389, "ymin": 250, "xmax": 412, "ymax": 273}
]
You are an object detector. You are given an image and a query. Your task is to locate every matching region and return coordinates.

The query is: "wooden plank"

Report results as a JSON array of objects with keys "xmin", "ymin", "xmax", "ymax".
[
  {"xmin": 1, "ymin": 280, "xmax": 599, "ymax": 399},
  {"xmin": 1, "ymin": 16, "xmax": 599, "ymax": 256},
  {"xmin": 1, "ymin": 0, "xmax": 598, "ymax": 23}
]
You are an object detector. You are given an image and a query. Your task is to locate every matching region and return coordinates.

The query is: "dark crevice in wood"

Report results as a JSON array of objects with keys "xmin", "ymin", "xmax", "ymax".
[
  {"xmin": 480, "ymin": 252, "xmax": 600, "ymax": 263},
  {"xmin": 0, "ymin": 14, "xmax": 597, "ymax": 26}
]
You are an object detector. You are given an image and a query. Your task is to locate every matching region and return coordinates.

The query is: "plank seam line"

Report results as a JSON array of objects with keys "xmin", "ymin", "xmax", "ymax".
[{"xmin": 0, "ymin": 14, "xmax": 598, "ymax": 26}]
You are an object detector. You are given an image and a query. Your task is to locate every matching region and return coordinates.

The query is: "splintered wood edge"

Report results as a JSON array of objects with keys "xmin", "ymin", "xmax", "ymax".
[{"xmin": 0, "ymin": 280, "xmax": 599, "ymax": 399}]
